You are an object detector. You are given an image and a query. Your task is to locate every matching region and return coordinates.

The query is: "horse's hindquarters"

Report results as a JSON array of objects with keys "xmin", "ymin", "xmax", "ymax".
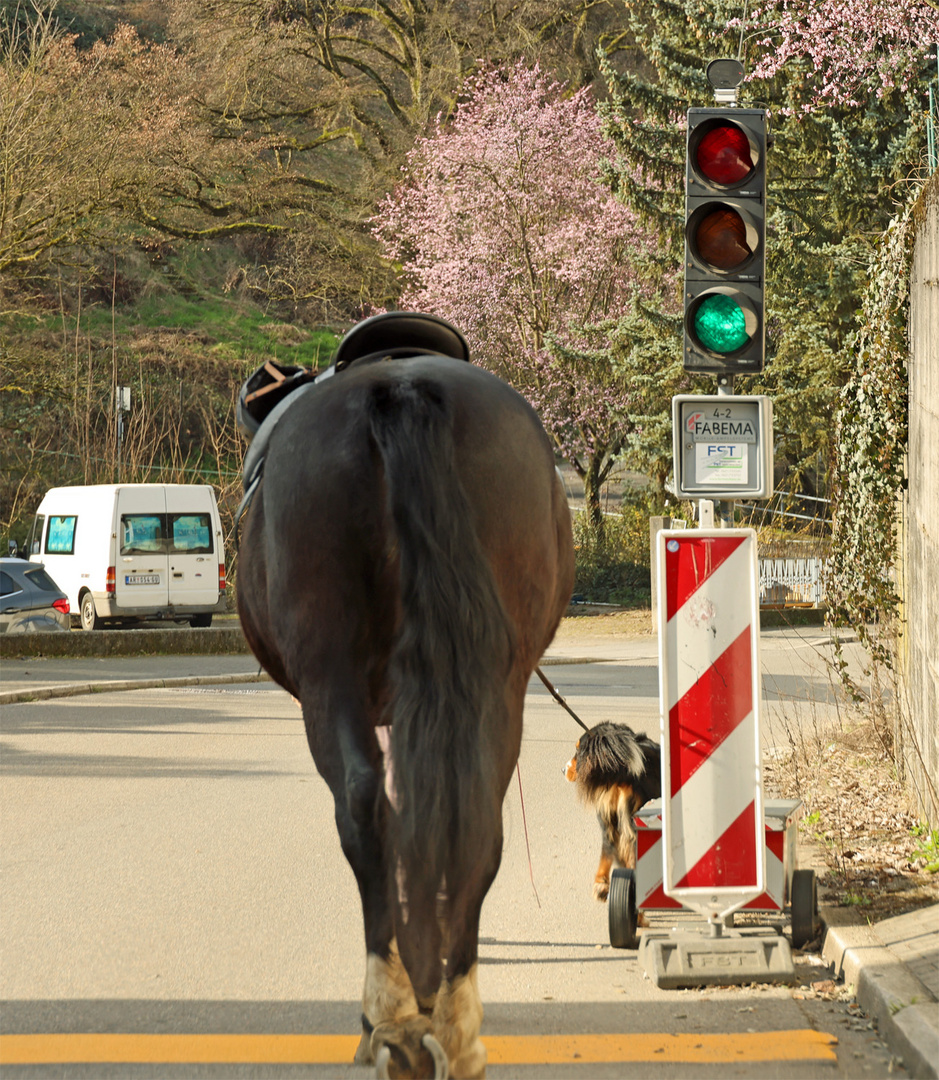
[{"xmin": 236, "ymin": 354, "xmax": 574, "ymax": 1080}]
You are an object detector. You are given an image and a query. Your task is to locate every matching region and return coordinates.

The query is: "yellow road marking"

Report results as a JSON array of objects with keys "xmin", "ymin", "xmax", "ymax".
[
  {"xmin": 0, "ymin": 1030, "xmax": 837, "ymax": 1066},
  {"xmin": 488, "ymin": 1032, "xmax": 838, "ymax": 1064}
]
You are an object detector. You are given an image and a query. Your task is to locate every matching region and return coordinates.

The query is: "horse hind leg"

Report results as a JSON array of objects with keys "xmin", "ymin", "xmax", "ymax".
[
  {"xmin": 369, "ymin": 867, "xmax": 448, "ymax": 1074},
  {"xmin": 371, "ymin": 869, "xmax": 488, "ymax": 1079},
  {"xmin": 302, "ymin": 706, "xmax": 420, "ymax": 1065},
  {"xmin": 430, "ymin": 965, "xmax": 485, "ymax": 1079},
  {"xmin": 426, "ymin": 836, "xmax": 504, "ymax": 1080},
  {"xmin": 361, "ymin": 869, "xmax": 450, "ymax": 1059},
  {"xmin": 358, "ymin": 944, "xmax": 421, "ymax": 1065},
  {"xmin": 349, "ymin": 812, "xmax": 426, "ymax": 1065}
]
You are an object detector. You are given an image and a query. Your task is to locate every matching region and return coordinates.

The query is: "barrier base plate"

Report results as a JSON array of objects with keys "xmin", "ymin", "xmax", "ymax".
[{"xmin": 639, "ymin": 930, "xmax": 795, "ymax": 989}]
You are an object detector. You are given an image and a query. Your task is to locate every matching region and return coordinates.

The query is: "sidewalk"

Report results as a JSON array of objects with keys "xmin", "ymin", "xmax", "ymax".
[
  {"xmin": 822, "ymin": 904, "xmax": 938, "ymax": 1078},
  {"xmin": 1, "ymin": 626, "xmax": 936, "ymax": 1076}
]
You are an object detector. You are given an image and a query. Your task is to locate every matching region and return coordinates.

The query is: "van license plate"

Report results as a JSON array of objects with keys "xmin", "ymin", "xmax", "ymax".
[{"xmin": 125, "ymin": 574, "xmax": 160, "ymax": 585}]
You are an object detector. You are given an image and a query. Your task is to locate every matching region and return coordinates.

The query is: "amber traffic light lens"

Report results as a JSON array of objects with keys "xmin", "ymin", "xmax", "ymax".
[
  {"xmin": 695, "ymin": 124, "xmax": 754, "ymax": 186},
  {"xmin": 693, "ymin": 207, "xmax": 752, "ymax": 271}
]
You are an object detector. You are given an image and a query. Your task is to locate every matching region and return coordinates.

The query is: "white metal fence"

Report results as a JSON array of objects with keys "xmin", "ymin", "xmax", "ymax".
[{"xmin": 758, "ymin": 556, "xmax": 828, "ymax": 608}]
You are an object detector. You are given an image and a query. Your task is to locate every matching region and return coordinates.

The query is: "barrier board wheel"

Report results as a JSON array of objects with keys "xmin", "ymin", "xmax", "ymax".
[
  {"xmin": 790, "ymin": 869, "xmax": 818, "ymax": 948},
  {"xmin": 608, "ymin": 868, "xmax": 639, "ymax": 949}
]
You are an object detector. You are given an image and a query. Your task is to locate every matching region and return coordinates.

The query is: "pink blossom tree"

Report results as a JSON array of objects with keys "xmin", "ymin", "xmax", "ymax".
[
  {"xmin": 373, "ymin": 61, "xmax": 675, "ymax": 534},
  {"xmin": 739, "ymin": 0, "xmax": 939, "ymax": 112}
]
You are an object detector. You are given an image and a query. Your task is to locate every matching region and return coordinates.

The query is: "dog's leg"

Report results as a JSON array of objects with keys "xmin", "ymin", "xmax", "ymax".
[
  {"xmin": 593, "ymin": 831, "xmax": 615, "ymax": 901},
  {"xmin": 614, "ymin": 788, "xmax": 639, "ymax": 871}
]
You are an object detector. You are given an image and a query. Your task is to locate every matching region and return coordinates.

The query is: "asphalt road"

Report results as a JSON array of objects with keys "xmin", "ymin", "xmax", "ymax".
[{"xmin": 0, "ymin": 631, "xmax": 902, "ymax": 1079}]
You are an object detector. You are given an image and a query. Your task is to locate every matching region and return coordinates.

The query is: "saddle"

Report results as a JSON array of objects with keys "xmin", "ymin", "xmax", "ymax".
[{"xmin": 235, "ymin": 312, "xmax": 471, "ymax": 539}]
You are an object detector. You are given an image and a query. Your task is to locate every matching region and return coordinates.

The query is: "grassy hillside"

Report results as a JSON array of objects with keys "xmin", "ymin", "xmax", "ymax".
[{"xmin": 1, "ymin": 239, "xmax": 339, "ymax": 574}]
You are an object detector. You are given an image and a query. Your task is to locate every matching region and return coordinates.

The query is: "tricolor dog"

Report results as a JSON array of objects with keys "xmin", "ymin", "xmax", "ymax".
[{"xmin": 565, "ymin": 721, "xmax": 662, "ymax": 901}]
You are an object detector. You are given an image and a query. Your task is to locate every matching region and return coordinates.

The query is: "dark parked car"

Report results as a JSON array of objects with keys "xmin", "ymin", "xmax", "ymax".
[{"xmin": 0, "ymin": 557, "xmax": 70, "ymax": 633}]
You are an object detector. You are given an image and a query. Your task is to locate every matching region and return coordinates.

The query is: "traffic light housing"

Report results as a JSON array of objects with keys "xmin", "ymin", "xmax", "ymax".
[{"xmin": 683, "ymin": 108, "xmax": 767, "ymax": 374}]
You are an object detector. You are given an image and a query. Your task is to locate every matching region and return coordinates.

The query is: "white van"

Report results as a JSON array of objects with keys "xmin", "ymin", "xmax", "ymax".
[{"xmin": 27, "ymin": 484, "xmax": 227, "ymax": 630}]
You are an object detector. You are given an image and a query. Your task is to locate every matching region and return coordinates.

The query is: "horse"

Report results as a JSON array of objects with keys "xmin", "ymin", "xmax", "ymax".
[{"xmin": 236, "ymin": 314, "xmax": 574, "ymax": 1079}]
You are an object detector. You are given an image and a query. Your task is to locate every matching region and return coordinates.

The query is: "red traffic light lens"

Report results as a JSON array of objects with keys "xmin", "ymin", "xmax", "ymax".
[
  {"xmin": 692, "ymin": 207, "xmax": 752, "ymax": 271},
  {"xmin": 695, "ymin": 124, "xmax": 754, "ymax": 186}
]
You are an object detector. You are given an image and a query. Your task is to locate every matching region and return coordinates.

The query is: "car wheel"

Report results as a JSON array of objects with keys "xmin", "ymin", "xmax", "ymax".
[
  {"xmin": 80, "ymin": 592, "xmax": 101, "ymax": 631},
  {"xmin": 189, "ymin": 614, "xmax": 212, "ymax": 628}
]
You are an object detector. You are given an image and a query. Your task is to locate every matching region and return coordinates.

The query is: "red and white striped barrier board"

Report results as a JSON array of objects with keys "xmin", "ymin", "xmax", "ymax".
[{"xmin": 657, "ymin": 529, "xmax": 765, "ymax": 922}]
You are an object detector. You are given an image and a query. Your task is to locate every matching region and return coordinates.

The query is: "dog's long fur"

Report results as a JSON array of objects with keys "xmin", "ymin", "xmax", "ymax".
[{"xmin": 564, "ymin": 721, "xmax": 662, "ymax": 901}]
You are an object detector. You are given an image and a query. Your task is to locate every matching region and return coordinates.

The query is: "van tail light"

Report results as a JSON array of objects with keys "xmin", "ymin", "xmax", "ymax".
[
  {"xmin": 219, "ymin": 563, "xmax": 227, "ymax": 591},
  {"xmin": 106, "ymin": 566, "xmax": 116, "ymax": 594},
  {"xmin": 53, "ymin": 598, "xmax": 70, "ymax": 615}
]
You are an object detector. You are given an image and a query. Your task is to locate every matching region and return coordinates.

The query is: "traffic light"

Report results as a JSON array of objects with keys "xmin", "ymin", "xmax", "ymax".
[{"xmin": 683, "ymin": 108, "xmax": 767, "ymax": 374}]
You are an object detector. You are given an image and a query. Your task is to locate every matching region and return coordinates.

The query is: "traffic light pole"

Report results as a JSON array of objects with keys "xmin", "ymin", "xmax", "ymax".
[
  {"xmin": 716, "ymin": 374, "xmax": 735, "ymax": 528},
  {"xmin": 694, "ymin": 375, "xmax": 736, "ymax": 529}
]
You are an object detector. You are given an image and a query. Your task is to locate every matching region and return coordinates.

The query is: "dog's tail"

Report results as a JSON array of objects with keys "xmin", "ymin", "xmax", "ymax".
[{"xmin": 584, "ymin": 722, "xmax": 652, "ymax": 787}]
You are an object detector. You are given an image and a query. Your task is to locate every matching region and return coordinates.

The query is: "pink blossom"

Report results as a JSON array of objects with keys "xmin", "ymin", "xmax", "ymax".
[
  {"xmin": 738, "ymin": 0, "xmax": 939, "ymax": 112},
  {"xmin": 373, "ymin": 62, "xmax": 666, "ymax": 478}
]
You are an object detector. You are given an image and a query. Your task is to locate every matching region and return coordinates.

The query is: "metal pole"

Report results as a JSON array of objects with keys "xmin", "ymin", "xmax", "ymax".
[
  {"xmin": 717, "ymin": 375, "xmax": 735, "ymax": 528},
  {"xmin": 929, "ymin": 86, "xmax": 936, "ymax": 171},
  {"xmin": 116, "ymin": 387, "xmax": 129, "ymax": 482}
]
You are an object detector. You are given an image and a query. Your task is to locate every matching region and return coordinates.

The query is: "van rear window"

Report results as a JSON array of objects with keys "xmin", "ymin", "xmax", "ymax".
[
  {"xmin": 121, "ymin": 515, "xmax": 164, "ymax": 554},
  {"xmin": 46, "ymin": 515, "xmax": 77, "ymax": 554},
  {"xmin": 169, "ymin": 514, "xmax": 212, "ymax": 553},
  {"xmin": 120, "ymin": 514, "xmax": 214, "ymax": 555}
]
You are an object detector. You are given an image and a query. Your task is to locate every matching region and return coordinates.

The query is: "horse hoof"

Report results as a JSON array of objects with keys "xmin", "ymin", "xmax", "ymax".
[
  {"xmin": 354, "ymin": 1028, "xmax": 374, "ymax": 1065},
  {"xmin": 421, "ymin": 1034, "xmax": 449, "ymax": 1079},
  {"xmin": 375, "ymin": 1045, "xmax": 395, "ymax": 1079},
  {"xmin": 372, "ymin": 1020, "xmax": 448, "ymax": 1079}
]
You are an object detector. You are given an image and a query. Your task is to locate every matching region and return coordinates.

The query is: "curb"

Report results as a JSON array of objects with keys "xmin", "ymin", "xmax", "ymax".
[
  {"xmin": 0, "ymin": 605, "xmax": 826, "ymax": 662},
  {"xmin": 821, "ymin": 907, "xmax": 939, "ymax": 1079},
  {"xmin": 0, "ymin": 671, "xmax": 272, "ymax": 706}
]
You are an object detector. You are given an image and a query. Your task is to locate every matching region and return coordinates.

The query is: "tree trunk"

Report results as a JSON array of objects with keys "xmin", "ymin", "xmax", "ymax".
[{"xmin": 583, "ymin": 456, "xmax": 605, "ymax": 541}]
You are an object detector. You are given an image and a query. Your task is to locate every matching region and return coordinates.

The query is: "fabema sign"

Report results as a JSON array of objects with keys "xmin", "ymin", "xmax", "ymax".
[{"xmin": 672, "ymin": 394, "xmax": 773, "ymax": 499}]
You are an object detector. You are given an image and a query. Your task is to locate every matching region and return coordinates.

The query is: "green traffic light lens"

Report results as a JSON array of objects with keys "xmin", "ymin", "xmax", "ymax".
[{"xmin": 693, "ymin": 294, "xmax": 750, "ymax": 353}]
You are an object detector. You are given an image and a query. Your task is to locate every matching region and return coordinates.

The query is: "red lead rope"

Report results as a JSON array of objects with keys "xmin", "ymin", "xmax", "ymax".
[{"xmin": 516, "ymin": 761, "xmax": 541, "ymax": 908}]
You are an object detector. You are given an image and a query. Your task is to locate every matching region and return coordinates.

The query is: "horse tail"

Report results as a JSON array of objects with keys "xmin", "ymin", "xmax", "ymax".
[{"xmin": 366, "ymin": 373, "xmax": 514, "ymax": 938}]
